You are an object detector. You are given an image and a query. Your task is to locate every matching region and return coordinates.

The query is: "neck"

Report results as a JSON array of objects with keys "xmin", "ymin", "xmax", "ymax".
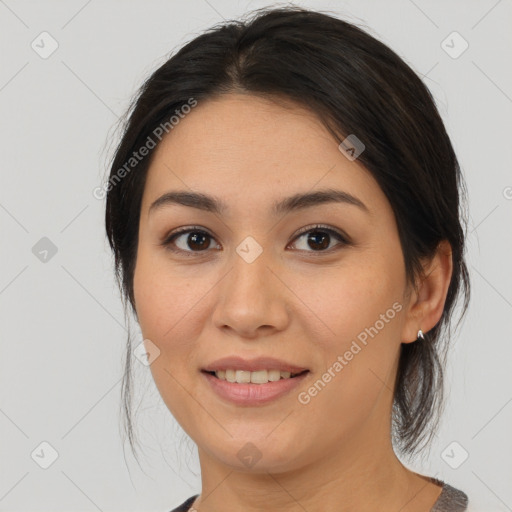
[{"xmin": 192, "ymin": 417, "xmax": 442, "ymax": 512}]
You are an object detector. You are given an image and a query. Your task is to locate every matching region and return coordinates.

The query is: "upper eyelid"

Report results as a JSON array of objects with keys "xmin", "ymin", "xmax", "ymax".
[{"xmin": 164, "ymin": 224, "xmax": 348, "ymax": 251}]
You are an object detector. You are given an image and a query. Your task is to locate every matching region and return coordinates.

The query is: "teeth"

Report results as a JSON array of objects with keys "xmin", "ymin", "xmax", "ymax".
[{"xmin": 214, "ymin": 369, "xmax": 299, "ymax": 384}]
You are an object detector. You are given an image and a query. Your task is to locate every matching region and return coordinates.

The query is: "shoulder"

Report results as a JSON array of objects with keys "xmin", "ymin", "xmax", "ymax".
[{"xmin": 168, "ymin": 494, "xmax": 199, "ymax": 512}]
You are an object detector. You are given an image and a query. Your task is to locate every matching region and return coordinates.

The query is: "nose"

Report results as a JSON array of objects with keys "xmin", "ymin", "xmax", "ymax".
[{"xmin": 211, "ymin": 243, "xmax": 290, "ymax": 339}]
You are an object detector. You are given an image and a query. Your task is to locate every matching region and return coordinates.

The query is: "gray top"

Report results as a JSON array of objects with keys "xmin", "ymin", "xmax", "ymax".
[
  {"xmin": 169, "ymin": 479, "xmax": 469, "ymax": 511},
  {"xmin": 430, "ymin": 478, "xmax": 469, "ymax": 511}
]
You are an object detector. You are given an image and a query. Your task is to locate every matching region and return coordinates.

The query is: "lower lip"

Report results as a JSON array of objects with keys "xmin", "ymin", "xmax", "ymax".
[{"xmin": 202, "ymin": 371, "xmax": 309, "ymax": 406}]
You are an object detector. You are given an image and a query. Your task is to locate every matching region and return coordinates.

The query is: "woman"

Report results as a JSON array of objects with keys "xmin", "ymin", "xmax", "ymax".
[{"xmin": 104, "ymin": 6, "xmax": 471, "ymax": 511}]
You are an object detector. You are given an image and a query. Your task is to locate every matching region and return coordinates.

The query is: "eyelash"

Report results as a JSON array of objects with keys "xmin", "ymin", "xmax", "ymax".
[{"xmin": 160, "ymin": 224, "xmax": 351, "ymax": 258}]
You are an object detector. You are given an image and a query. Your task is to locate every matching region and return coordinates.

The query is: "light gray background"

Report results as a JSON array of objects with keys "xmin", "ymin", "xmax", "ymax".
[{"xmin": 1, "ymin": 1, "xmax": 511, "ymax": 511}]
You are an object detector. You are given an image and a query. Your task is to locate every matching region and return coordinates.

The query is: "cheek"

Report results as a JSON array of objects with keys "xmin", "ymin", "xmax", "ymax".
[
  {"xmin": 303, "ymin": 252, "xmax": 405, "ymax": 346},
  {"xmin": 132, "ymin": 248, "xmax": 208, "ymax": 424},
  {"xmin": 133, "ymin": 244, "xmax": 214, "ymax": 351},
  {"xmin": 296, "ymin": 250, "xmax": 405, "ymax": 406}
]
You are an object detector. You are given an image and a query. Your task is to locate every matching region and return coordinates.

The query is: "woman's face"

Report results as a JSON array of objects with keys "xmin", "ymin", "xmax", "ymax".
[{"xmin": 133, "ymin": 93, "xmax": 419, "ymax": 473}]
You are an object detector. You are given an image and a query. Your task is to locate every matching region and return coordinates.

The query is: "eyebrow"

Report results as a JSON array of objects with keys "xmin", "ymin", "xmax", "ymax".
[{"xmin": 148, "ymin": 188, "xmax": 370, "ymax": 216}]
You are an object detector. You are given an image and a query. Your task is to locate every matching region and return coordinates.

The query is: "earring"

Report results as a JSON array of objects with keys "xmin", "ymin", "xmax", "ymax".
[{"xmin": 417, "ymin": 329, "xmax": 425, "ymax": 341}]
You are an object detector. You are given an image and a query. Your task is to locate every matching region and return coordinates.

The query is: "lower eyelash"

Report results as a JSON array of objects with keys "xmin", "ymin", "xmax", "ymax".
[{"xmin": 161, "ymin": 224, "xmax": 350, "ymax": 256}]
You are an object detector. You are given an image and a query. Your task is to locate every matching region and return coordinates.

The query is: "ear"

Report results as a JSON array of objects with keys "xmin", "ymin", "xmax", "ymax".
[{"xmin": 401, "ymin": 240, "xmax": 453, "ymax": 343}]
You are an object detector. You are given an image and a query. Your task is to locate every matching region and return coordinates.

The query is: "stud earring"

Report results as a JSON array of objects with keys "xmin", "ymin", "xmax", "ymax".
[{"xmin": 417, "ymin": 329, "xmax": 425, "ymax": 341}]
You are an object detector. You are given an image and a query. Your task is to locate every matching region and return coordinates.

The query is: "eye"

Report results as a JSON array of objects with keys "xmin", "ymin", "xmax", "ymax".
[
  {"xmin": 161, "ymin": 226, "xmax": 220, "ymax": 256},
  {"xmin": 160, "ymin": 224, "xmax": 350, "ymax": 257},
  {"xmin": 288, "ymin": 224, "xmax": 349, "ymax": 253}
]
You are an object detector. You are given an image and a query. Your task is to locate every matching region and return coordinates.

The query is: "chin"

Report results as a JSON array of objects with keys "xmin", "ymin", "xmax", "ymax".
[{"xmin": 202, "ymin": 434, "xmax": 306, "ymax": 474}]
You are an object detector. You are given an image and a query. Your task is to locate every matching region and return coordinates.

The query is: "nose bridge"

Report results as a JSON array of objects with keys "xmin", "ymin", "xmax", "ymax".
[
  {"xmin": 228, "ymin": 235, "xmax": 275, "ymax": 304},
  {"xmin": 233, "ymin": 237, "xmax": 271, "ymax": 289}
]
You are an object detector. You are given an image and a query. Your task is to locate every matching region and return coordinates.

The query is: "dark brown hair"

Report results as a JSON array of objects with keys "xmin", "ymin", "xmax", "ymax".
[{"xmin": 104, "ymin": 5, "xmax": 470, "ymax": 462}]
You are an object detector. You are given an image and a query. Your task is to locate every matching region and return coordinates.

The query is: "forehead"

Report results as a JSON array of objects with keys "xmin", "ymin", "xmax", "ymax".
[{"xmin": 141, "ymin": 93, "xmax": 386, "ymax": 218}]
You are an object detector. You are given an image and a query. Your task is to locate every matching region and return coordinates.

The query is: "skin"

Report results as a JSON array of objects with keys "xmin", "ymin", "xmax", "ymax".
[{"xmin": 133, "ymin": 93, "xmax": 453, "ymax": 512}]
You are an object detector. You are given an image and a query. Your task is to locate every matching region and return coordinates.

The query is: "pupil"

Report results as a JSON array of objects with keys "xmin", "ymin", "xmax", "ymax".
[{"xmin": 308, "ymin": 231, "xmax": 329, "ymax": 250}]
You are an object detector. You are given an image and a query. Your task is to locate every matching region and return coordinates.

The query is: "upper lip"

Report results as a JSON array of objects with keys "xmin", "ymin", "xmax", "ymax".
[{"xmin": 202, "ymin": 356, "xmax": 309, "ymax": 373}]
